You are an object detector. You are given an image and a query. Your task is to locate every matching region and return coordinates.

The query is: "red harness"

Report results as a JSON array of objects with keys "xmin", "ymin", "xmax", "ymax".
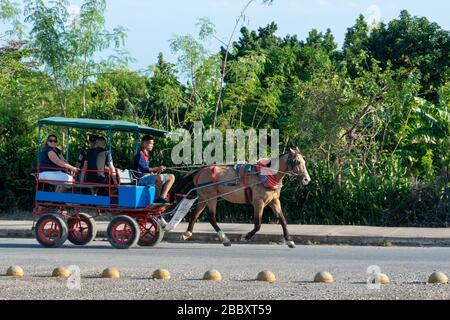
[
  {"xmin": 193, "ymin": 162, "xmax": 281, "ymax": 204},
  {"xmin": 255, "ymin": 160, "xmax": 283, "ymax": 190},
  {"xmin": 195, "ymin": 166, "xmax": 217, "ymax": 186}
]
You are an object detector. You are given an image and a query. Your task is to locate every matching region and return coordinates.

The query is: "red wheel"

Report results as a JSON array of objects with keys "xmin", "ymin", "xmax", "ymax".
[
  {"xmin": 107, "ymin": 216, "xmax": 140, "ymax": 249},
  {"xmin": 35, "ymin": 214, "xmax": 68, "ymax": 248},
  {"xmin": 68, "ymin": 213, "xmax": 97, "ymax": 246},
  {"xmin": 138, "ymin": 217, "xmax": 165, "ymax": 247}
]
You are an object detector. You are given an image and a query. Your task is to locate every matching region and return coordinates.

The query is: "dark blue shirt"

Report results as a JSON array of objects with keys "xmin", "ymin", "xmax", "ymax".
[
  {"xmin": 86, "ymin": 147, "xmax": 111, "ymax": 181},
  {"xmin": 39, "ymin": 146, "xmax": 63, "ymax": 172},
  {"xmin": 134, "ymin": 150, "xmax": 151, "ymax": 178}
]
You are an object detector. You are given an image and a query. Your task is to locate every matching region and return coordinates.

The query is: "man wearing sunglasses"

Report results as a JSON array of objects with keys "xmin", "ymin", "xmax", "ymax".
[{"xmin": 38, "ymin": 134, "xmax": 78, "ymax": 192}]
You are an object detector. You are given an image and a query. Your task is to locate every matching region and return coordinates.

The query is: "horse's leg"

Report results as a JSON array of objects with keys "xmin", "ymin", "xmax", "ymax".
[
  {"xmin": 180, "ymin": 201, "xmax": 206, "ymax": 241},
  {"xmin": 206, "ymin": 199, "xmax": 231, "ymax": 247},
  {"xmin": 269, "ymin": 198, "xmax": 295, "ymax": 248},
  {"xmin": 245, "ymin": 200, "xmax": 264, "ymax": 241}
]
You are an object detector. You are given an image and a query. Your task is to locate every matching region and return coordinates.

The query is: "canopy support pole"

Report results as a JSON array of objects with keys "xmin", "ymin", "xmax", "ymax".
[
  {"xmin": 134, "ymin": 131, "xmax": 140, "ymax": 154},
  {"xmin": 37, "ymin": 124, "xmax": 42, "ymax": 167},
  {"xmin": 66, "ymin": 128, "xmax": 71, "ymax": 161},
  {"xmin": 108, "ymin": 129, "xmax": 113, "ymax": 163}
]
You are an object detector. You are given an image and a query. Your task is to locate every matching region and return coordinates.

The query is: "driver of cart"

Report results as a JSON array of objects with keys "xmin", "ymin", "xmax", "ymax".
[
  {"xmin": 83, "ymin": 136, "xmax": 118, "ymax": 190},
  {"xmin": 38, "ymin": 134, "xmax": 78, "ymax": 192},
  {"xmin": 134, "ymin": 135, "xmax": 175, "ymax": 205}
]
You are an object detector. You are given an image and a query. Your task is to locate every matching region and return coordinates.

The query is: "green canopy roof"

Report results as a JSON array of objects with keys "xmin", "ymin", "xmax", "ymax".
[{"xmin": 39, "ymin": 117, "xmax": 170, "ymax": 137}]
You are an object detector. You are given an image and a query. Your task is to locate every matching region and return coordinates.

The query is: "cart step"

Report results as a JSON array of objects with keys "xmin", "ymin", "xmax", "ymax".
[{"xmin": 164, "ymin": 197, "xmax": 198, "ymax": 232}]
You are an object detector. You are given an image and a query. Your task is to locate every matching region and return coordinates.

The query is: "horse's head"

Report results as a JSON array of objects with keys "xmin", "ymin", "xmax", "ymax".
[{"xmin": 287, "ymin": 147, "xmax": 311, "ymax": 186}]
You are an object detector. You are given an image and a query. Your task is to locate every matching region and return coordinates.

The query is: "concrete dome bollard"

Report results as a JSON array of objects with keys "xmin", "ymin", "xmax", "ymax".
[
  {"xmin": 203, "ymin": 270, "xmax": 222, "ymax": 281},
  {"xmin": 52, "ymin": 267, "xmax": 71, "ymax": 278},
  {"xmin": 428, "ymin": 272, "xmax": 448, "ymax": 284},
  {"xmin": 314, "ymin": 271, "xmax": 334, "ymax": 283},
  {"xmin": 256, "ymin": 270, "xmax": 276, "ymax": 283},
  {"xmin": 152, "ymin": 269, "xmax": 171, "ymax": 280},
  {"xmin": 372, "ymin": 273, "xmax": 390, "ymax": 285},
  {"xmin": 6, "ymin": 265, "xmax": 24, "ymax": 277},
  {"xmin": 102, "ymin": 267, "xmax": 120, "ymax": 279}
]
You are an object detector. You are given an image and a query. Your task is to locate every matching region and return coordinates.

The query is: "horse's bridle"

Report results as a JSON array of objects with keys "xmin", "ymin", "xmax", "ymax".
[
  {"xmin": 286, "ymin": 153, "xmax": 302, "ymax": 177},
  {"xmin": 265, "ymin": 153, "xmax": 303, "ymax": 178}
]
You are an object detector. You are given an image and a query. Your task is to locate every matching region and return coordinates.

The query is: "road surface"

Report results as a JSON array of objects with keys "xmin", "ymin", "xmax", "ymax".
[{"xmin": 1, "ymin": 239, "xmax": 450, "ymax": 300}]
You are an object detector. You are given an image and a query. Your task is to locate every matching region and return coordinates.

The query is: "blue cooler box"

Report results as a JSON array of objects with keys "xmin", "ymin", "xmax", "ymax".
[{"xmin": 118, "ymin": 186, "xmax": 156, "ymax": 208}]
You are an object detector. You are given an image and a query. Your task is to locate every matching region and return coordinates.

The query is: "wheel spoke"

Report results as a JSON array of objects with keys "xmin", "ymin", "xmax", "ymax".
[
  {"xmin": 138, "ymin": 218, "xmax": 162, "ymax": 246},
  {"xmin": 38, "ymin": 218, "xmax": 62, "ymax": 244}
]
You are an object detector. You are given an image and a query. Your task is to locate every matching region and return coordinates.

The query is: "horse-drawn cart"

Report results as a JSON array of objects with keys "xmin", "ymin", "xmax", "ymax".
[
  {"xmin": 33, "ymin": 117, "xmax": 197, "ymax": 249},
  {"xmin": 33, "ymin": 117, "xmax": 311, "ymax": 250}
]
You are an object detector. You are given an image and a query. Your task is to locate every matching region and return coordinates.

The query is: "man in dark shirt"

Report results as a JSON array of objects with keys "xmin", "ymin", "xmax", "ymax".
[
  {"xmin": 76, "ymin": 135, "xmax": 98, "ymax": 170},
  {"xmin": 134, "ymin": 135, "xmax": 175, "ymax": 204},
  {"xmin": 83, "ymin": 137, "xmax": 118, "ymax": 194}
]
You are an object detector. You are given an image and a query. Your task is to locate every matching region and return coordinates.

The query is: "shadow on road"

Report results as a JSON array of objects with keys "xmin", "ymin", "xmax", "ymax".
[
  {"xmin": 0, "ymin": 243, "xmax": 108, "ymax": 250},
  {"xmin": 0, "ymin": 242, "xmax": 236, "ymax": 251},
  {"xmin": 0, "ymin": 243, "xmax": 43, "ymax": 249}
]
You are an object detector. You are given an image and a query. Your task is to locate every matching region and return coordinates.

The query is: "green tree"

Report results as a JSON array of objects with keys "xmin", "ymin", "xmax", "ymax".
[
  {"xmin": 87, "ymin": 67, "xmax": 148, "ymax": 121},
  {"xmin": 212, "ymin": 0, "xmax": 274, "ymax": 127},
  {"xmin": 24, "ymin": 0, "xmax": 73, "ymax": 115},
  {"xmin": 147, "ymin": 53, "xmax": 184, "ymax": 129},
  {"xmin": 0, "ymin": 42, "xmax": 57, "ymax": 209},
  {"xmin": 170, "ymin": 26, "xmax": 220, "ymax": 126},
  {"xmin": 24, "ymin": 0, "xmax": 129, "ymax": 115},
  {"xmin": 0, "ymin": 0, "xmax": 23, "ymax": 39},
  {"xmin": 68, "ymin": 0, "xmax": 128, "ymax": 111}
]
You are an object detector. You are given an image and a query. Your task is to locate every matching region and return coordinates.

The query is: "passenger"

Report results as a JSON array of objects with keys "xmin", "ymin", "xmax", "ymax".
[
  {"xmin": 76, "ymin": 134, "xmax": 98, "ymax": 182},
  {"xmin": 38, "ymin": 134, "xmax": 78, "ymax": 193},
  {"xmin": 134, "ymin": 135, "xmax": 175, "ymax": 204},
  {"xmin": 83, "ymin": 136, "xmax": 118, "ymax": 193}
]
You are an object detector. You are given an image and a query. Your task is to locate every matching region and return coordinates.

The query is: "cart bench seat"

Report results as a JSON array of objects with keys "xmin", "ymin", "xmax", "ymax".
[{"xmin": 32, "ymin": 174, "xmax": 98, "ymax": 189}]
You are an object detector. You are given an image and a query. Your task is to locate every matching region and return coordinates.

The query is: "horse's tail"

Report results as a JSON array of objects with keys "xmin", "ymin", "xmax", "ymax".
[{"xmin": 169, "ymin": 169, "xmax": 200, "ymax": 201}]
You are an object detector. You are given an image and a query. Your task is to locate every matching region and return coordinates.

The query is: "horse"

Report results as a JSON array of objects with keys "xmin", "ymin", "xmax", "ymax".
[{"xmin": 171, "ymin": 147, "xmax": 310, "ymax": 248}]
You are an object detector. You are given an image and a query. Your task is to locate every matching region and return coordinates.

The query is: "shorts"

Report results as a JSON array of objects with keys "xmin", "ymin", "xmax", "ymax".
[
  {"xmin": 38, "ymin": 171, "xmax": 73, "ymax": 183},
  {"xmin": 86, "ymin": 175, "xmax": 109, "ymax": 185},
  {"xmin": 138, "ymin": 174, "xmax": 168, "ymax": 186}
]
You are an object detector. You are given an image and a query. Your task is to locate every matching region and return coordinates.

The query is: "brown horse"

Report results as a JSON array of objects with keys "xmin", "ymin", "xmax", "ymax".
[{"xmin": 172, "ymin": 148, "xmax": 310, "ymax": 248}]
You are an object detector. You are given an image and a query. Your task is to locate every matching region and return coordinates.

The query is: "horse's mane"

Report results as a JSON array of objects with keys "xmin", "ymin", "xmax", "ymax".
[{"xmin": 265, "ymin": 152, "xmax": 291, "ymax": 168}]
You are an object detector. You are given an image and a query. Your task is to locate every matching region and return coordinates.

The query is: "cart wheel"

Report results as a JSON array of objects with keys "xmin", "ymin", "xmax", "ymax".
[
  {"xmin": 35, "ymin": 214, "xmax": 68, "ymax": 248},
  {"xmin": 107, "ymin": 216, "xmax": 140, "ymax": 249},
  {"xmin": 138, "ymin": 217, "xmax": 165, "ymax": 247},
  {"xmin": 67, "ymin": 213, "xmax": 97, "ymax": 246}
]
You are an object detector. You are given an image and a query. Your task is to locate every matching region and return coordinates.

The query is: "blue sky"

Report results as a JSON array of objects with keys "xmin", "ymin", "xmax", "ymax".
[{"xmin": 3, "ymin": 1, "xmax": 450, "ymax": 71}]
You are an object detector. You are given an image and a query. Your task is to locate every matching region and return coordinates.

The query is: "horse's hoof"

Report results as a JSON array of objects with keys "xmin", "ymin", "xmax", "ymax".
[
  {"xmin": 287, "ymin": 241, "xmax": 296, "ymax": 249},
  {"xmin": 243, "ymin": 233, "xmax": 254, "ymax": 242},
  {"xmin": 180, "ymin": 231, "xmax": 192, "ymax": 241},
  {"xmin": 223, "ymin": 241, "xmax": 232, "ymax": 247}
]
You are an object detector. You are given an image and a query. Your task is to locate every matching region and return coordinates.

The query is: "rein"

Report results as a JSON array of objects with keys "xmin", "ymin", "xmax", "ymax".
[{"xmin": 139, "ymin": 153, "xmax": 302, "ymax": 178}]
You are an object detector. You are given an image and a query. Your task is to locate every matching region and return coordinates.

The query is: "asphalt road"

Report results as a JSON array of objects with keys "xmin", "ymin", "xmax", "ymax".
[{"xmin": 1, "ymin": 239, "xmax": 450, "ymax": 300}]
